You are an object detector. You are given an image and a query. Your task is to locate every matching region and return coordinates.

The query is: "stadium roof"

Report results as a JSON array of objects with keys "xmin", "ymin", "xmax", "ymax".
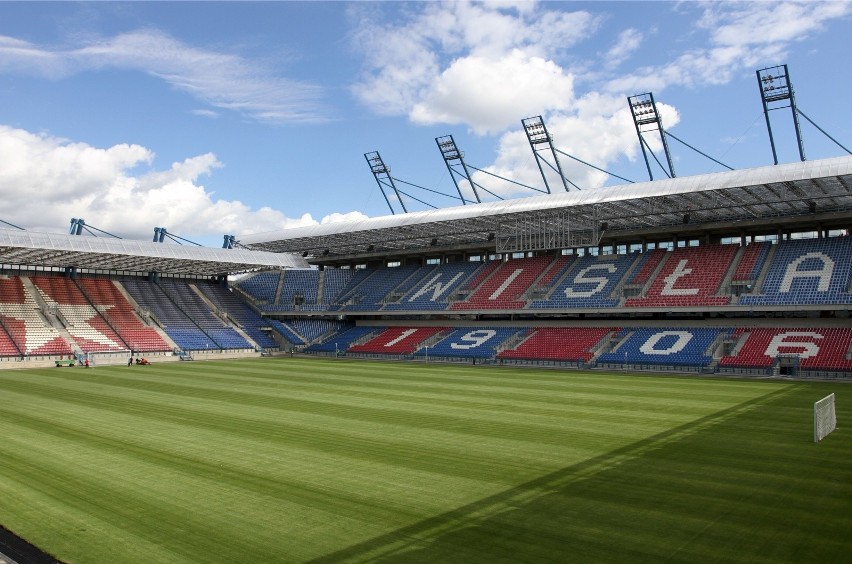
[
  {"xmin": 0, "ymin": 228, "xmax": 308, "ymax": 275},
  {"xmin": 241, "ymin": 156, "xmax": 852, "ymax": 260}
]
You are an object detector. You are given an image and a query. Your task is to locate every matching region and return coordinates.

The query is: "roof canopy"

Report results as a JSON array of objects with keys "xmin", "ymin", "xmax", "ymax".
[
  {"xmin": 241, "ymin": 156, "xmax": 852, "ymax": 260},
  {"xmin": 0, "ymin": 229, "xmax": 308, "ymax": 275}
]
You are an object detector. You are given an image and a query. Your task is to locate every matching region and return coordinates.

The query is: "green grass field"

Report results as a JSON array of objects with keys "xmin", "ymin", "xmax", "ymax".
[{"xmin": 0, "ymin": 358, "xmax": 849, "ymax": 563}]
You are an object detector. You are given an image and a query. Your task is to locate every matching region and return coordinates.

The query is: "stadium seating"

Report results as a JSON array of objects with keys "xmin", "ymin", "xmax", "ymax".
[
  {"xmin": 321, "ymin": 269, "xmax": 354, "ymax": 305},
  {"xmin": 0, "ymin": 276, "xmax": 72, "ymax": 356},
  {"xmin": 74, "ymin": 278, "xmax": 171, "ymax": 353},
  {"xmin": 451, "ymin": 256, "xmax": 554, "ymax": 310},
  {"xmin": 348, "ymin": 326, "xmax": 446, "ymax": 355},
  {"xmin": 531, "ymin": 253, "xmax": 637, "ymax": 309},
  {"xmin": 383, "ymin": 261, "xmax": 485, "ymax": 311},
  {"xmin": 338, "ymin": 264, "xmax": 422, "ymax": 311},
  {"xmin": 269, "ymin": 320, "xmax": 307, "ymax": 345},
  {"xmin": 732, "ymin": 241, "xmax": 772, "ymax": 282},
  {"xmin": 720, "ymin": 327, "xmax": 852, "ymax": 371},
  {"xmin": 122, "ymin": 279, "xmax": 250, "ymax": 351},
  {"xmin": 413, "ymin": 327, "xmax": 520, "ymax": 358},
  {"xmin": 234, "ymin": 271, "xmax": 281, "ymax": 304},
  {"xmin": 30, "ymin": 276, "xmax": 128, "ymax": 353},
  {"xmin": 288, "ymin": 319, "xmax": 346, "ymax": 343},
  {"xmin": 196, "ymin": 283, "xmax": 278, "ymax": 349},
  {"xmin": 277, "ymin": 269, "xmax": 320, "ymax": 310},
  {"xmin": 625, "ymin": 245, "xmax": 737, "ymax": 307},
  {"xmin": 739, "ymin": 236, "xmax": 852, "ymax": 305},
  {"xmin": 597, "ymin": 327, "xmax": 729, "ymax": 367},
  {"xmin": 304, "ymin": 325, "xmax": 380, "ymax": 353},
  {"xmin": 626, "ymin": 248, "xmax": 666, "ymax": 286},
  {"xmin": 498, "ymin": 327, "xmax": 615, "ymax": 362}
]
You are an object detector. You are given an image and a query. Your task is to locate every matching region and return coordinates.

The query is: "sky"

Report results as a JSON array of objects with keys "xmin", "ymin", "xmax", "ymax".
[{"xmin": 0, "ymin": 1, "xmax": 850, "ymax": 247}]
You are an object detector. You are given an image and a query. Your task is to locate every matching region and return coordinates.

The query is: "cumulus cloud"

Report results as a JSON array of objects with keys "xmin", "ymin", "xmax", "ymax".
[
  {"xmin": 410, "ymin": 49, "xmax": 575, "ymax": 135},
  {"xmin": 0, "ymin": 30, "xmax": 328, "ymax": 124},
  {"xmin": 351, "ymin": 1, "xmax": 598, "ymax": 134},
  {"xmin": 0, "ymin": 125, "xmax": 363, "ymax": 241}
]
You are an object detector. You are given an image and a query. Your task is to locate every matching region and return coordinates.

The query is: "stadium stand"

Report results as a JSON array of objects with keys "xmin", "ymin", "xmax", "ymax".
[
  {"xmin": 321, "ymin": 269, "xmax": 354, "ymax": 305},
  {"xmin": 338, "ymin": 264, "xmax": 422, "ymax": 311},
  {"xmin": 121, "ymin": 279, "xmax": 251, "ymax": 351},
  {"xmin": 31, "ymin": 275, "xmax": 128, "ymax": 353},
  {"xmin": 498, "ymin": 327, "xmax": 615, "ymax": 362},
  {"xmin": 0, "ymin": 276, "xmax": 72, "ymax": 356},
  {"xmin": 451, "ymin": 256, "xmax": 554, "ymax": 310},
  {"xmin": 234, "ymin": 271, "xmax": 280, "ymax": 304},
  {"xmin": 720, "ymin": 327, "xmax": 852, "ymax": 372},
  {"xmin": 348, "ymin": 326, "xmax": 446, "ymax": 355},
  {"xmin": 277, "ymin": 269, "xmax": 320, "ymax": 310},
  {"xmin": 2, "ymin": 155, "xmax": 850, "ymax": 380},
  {"xmin": 269, "ymin": 320, "xmax": 307, "ymax": 346},
  {"xmin": 304, "ymin": 325, "xmax": 380, "ymax": 353},
  {"xmin": 195, "ymin": 282, "xmax": 278, "ymax": 349},
  {"xmin": 595, "ymin": 327, "xmax": 730, "ymax": 367},
  {"xmin": 74, "ymin": 278, "xmax": 171, "ymax": 353},
  {"xmin": 739, "ymin": 236, "xmax": 852, "ymax": 305},
  {"xmin": 383, "ymin": 261, "xmax": 485, "ymax": 310},
  {"xmin": 625, "ymin": 244, "xmax": 738, "ymax": 307},
  {"xmin": 731, "ymin": 241, "xmax": 772, "ymax": 283},
  {"xmin": 413, "ymin": 327, "xmax": 520, "ymax": 358},
  {"xmin": 531, "ymin": 253, "xmax": 636, "ymax": 309}
]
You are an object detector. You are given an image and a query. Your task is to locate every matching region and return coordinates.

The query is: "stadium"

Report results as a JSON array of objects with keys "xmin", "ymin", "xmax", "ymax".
[{"xmin": 1, "ymin": 68, "xmax": 851, "ymax": 562}]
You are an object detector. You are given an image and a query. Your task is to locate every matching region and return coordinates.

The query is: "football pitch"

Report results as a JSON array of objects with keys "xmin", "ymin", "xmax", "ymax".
[{"xmin": 0, "ymin": 358, "xmax": 849, "ymax": 563}]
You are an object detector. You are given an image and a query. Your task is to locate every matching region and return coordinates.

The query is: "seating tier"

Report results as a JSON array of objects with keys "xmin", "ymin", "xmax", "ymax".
[
  {"xmin": 739, "ymin": 236, "xmax": 852, "ymax": 305},
  {"xmin": 597, "ymin": 328, "xmax": 729, "ymax": 367},
  {"xmin": 348, "ymin": 326, "xmax": 446, "ymax": 355},
  {"xmin": 451, "ymin": 257, "xmax": 554, "ymax": 310},
  {"xmin": 720, "ymin": 328, "xmax": 852, "ymax": 371},
  {"xmin": 498, "ymin": 328, "xmax": 614, "ymax": 362},
  {"xmin": 625, "ymin": 245, "xmax": 737, "ymax": 307}
]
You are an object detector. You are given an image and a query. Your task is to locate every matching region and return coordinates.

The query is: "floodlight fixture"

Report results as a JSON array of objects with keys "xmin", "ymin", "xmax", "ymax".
[
  {"xmin": 522, "ymin": 116, "xmax": 570, "ymax": 193},
  {"xmin": 757, "ymin": 64, "xmax": 805, "ymax": 164},
  {"xmin": 436, "ymin": 135, "xmax": 480, "ymax": 203},
  {"xmin": 364, "ymin": 151, "xmax": 407, "ymax": 214},
  {"xmin": 628, "ymin": 92, "xmax": 676, "ymax": 181}
]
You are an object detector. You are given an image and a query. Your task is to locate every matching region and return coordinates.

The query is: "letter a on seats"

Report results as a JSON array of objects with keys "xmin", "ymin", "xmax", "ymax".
[{"xmin": 779, "ymin": 252, "xmax": 834, "ymax": 292}]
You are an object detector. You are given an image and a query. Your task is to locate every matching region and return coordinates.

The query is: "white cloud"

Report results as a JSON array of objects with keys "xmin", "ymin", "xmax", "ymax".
[
  {"xmin": 605, "ymin": 29, "xmax": 643, "ymax": 68},
  {"xmin": 607, "ymin": 1, "xmax": 852, "ymax": 93},
  {"xmin": 410, "ymin": 49, "xmax": 575, "ymax": 135},
  {"xmin": 351, "ymin": 1, "xmax": 598, "ymax": 134},
  {"xmin": 0, "ymin": 30, "xmax": 328, "ymax": 124},
  {"xmin": 0, "ymin": 125, "xmax": 364, "ymax": 241}
]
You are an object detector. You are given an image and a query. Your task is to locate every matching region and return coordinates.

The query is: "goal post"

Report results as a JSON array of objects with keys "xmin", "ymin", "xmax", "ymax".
[{"xmin": 814, "ymin": 393, "xmax": 837, "ymax": 443}]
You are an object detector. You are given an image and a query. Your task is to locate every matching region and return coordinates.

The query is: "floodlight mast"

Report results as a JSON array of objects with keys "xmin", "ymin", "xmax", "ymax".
[
  {"xmin": 757, "ymin": 64, "xmax": 806, "ymax": 164},
  {"xmin": 628, "ymin": 92, "xmax": 676, "ymax": 180},
  {"xmin": 522, "ymin": 116, "xmax": 569, "ymax": 193},
  {"xmin": 436, "ymin": 135, "xmax": 478, "ymax": 203},
  {"xmin": 364, "ymin": 151, "xmax": 406, "ymax": 214}
]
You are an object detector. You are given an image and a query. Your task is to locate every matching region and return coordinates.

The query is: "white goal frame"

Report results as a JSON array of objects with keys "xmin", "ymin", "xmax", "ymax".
[{"xmin": 814, "ymin": 393, "xmax": 837, "ymax": 443}]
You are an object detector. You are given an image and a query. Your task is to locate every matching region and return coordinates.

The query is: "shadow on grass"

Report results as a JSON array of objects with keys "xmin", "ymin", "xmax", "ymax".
[{"xmin": 312, "ymin": 384, "xmax": 852, "ymax": 563}]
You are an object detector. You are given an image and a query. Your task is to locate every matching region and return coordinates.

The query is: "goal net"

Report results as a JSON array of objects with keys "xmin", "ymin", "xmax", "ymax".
[{"xmin": 814, "ymin": 393, "xmax": 837, "ymax": 443}]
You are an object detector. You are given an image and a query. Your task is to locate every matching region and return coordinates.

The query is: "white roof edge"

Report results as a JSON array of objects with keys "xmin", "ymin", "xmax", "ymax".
[
  {"xmin": 0, "ymin": 228, "xmax": 310, "ymax": 268},
  {"xmin": 240, "ymin": 155, "xmax": 852, "ymax": 244}
]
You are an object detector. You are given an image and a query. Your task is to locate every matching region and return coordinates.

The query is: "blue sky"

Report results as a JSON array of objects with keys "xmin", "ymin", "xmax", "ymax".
[{"xmin": 0, "ymin": 1, "xmax": 850, "ymax": 246}]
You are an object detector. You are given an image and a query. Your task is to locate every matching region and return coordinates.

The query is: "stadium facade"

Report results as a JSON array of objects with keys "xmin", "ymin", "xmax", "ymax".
[{"xmin": 1, "ymin": 155, "xmax": 850, "ymax": 377}]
